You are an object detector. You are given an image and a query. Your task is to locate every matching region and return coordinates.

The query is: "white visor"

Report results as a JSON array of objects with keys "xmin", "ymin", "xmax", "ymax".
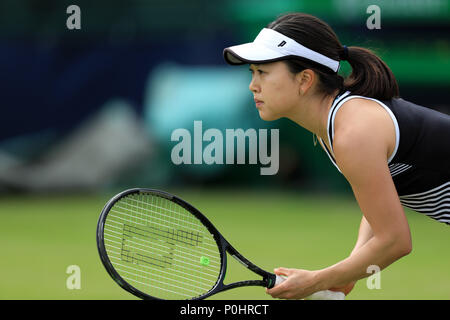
[{"xmin": 224, "ymin": 28, "xmax": 340, "ymax": 73}]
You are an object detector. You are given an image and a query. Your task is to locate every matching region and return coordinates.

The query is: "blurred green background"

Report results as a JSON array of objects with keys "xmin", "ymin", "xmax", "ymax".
[
  {"xmin": 1, "ymin": 190, "xmax": 449, "ymax": 299},
  {"xmin": 0, "ymin": 0, "xmax": 449, "ymax": 300}
]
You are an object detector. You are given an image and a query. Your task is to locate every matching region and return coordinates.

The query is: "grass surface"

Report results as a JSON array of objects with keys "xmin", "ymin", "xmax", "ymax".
[{"xmin": 0, "ymin": 189, "xmax": 449, "ymax": 300}]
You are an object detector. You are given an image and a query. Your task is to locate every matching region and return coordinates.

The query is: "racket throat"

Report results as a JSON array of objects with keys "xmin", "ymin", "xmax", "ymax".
[
  {"xmin": 229, "ymin": 252, "xmax": 274, "ymax": 288},
  {"xmin": 231, "ymin": 254, "xmax": 248, "ymax": 268}
]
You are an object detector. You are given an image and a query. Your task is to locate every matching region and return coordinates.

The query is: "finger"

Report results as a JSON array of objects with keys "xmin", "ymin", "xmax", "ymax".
[
  {"xmin": 266, "ymin": 283, "xmax": 285, "ymax": 296},
  {"xmin": 266, "ymin": 286, "xmax": 286, "ymax": 298},
  {"xmin": 273, "ymin": 267, "xmax": 292, "ymax": 276},
  {"xmin": 267, "ymin": 267, "xmax": 293, "ymax": 297},
  {"xmin": 266, "ymin": 283, "xmax": 287, "ymax": 295},
  {"xmin": 266, "ymin": 277, "xmax": 290, "ymax": 297}
]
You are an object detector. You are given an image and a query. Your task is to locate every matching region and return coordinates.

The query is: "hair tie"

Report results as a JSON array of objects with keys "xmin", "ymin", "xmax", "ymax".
[{"xmin": 340, "ymin": 45, "xmax": 349, "ymax": 61}]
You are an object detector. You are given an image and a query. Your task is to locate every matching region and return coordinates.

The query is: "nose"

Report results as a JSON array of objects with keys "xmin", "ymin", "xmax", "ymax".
[{"xmin": 249, "ymin": 77, "xmax": 260, "ymax": 94}]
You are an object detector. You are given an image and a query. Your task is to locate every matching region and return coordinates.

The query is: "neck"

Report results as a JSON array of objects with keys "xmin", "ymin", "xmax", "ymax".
[{"xmin": 286, "ymin": 90, "xmax": 339, "ymax": 142}]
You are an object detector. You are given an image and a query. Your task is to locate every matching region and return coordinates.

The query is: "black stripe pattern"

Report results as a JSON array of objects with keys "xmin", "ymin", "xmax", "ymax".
[
  {"xmin": 320, "ymin": 92, "xmax": 450, "ymax": 226},
  {"xmin": 388, "ymin": 163, "xmax": 412, "ymax": 177},
  {"xmin": 399, "ymin": 181, "xmax": 450, "ymax": 225}
]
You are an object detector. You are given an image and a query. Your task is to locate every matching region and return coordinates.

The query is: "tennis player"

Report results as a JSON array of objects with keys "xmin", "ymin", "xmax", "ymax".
[{"xmin": 223, "ymin": 13, "xmax": 450, "ymax": 299}]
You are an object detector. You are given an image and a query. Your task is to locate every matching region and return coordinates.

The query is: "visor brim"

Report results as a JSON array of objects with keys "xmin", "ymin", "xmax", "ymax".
[{"xmin": 223, "ymin": 42, "xmax": 287, "ymax": 65}]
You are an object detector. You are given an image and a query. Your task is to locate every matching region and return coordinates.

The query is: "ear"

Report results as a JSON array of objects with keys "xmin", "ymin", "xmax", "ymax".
[{"xmin": 296, "ymin": 69, "xmax": 315, "ymax": 95}]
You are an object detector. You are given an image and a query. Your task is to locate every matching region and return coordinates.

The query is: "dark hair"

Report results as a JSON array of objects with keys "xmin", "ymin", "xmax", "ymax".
[{"xmin": 267, "ymin": 13, "xmax": 399, "ymax": 100}]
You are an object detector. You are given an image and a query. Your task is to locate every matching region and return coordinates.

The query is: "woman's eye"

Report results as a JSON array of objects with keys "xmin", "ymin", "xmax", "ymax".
[{"xmin": 248, "ymin": 69, "xmax": 265, "ymax": 75}]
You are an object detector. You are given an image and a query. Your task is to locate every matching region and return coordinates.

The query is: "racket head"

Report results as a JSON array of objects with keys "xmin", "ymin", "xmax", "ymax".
[{"xmin": 96, "ymin": 188, "xmax": 226, "ymax": 300}]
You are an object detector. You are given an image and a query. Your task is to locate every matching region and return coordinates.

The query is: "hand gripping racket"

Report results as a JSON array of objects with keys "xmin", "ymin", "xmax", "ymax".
[{"xmin": 96, "ymin": 188, "xmax": 345, "ymax": 300}]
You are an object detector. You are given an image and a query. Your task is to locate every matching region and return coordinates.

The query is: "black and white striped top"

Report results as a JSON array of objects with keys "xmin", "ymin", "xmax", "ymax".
[{"xmin": 319, "ymin": 91, "xmax": 450, "ymax": 225}]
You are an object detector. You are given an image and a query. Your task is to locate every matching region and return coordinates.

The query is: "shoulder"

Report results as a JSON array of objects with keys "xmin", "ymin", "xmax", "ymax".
[
  {"xmin": 332, "ymin": 98, "xmax": 395, "ymax": 181},
  {"xmin": 334, "ymin": 97, "xmax": 393, "ymax": 139}
]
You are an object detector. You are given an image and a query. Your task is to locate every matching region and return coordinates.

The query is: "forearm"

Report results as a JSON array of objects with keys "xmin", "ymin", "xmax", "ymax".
[
  {"xmin": 350, "ymin": 216, "xmax": 373, "ymax": 256},
  {"xmin": 317, "ymin": 234, "xmax": 410, "ymax": 290},
  {"xmin": 329, "ymin": 216, "xmax": 373, "ymax": 291}
]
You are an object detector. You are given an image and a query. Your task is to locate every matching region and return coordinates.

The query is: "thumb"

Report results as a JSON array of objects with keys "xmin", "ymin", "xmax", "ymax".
[{"xmin": 274, "ymin": 267, "xmax": 292, "ymax": 277}]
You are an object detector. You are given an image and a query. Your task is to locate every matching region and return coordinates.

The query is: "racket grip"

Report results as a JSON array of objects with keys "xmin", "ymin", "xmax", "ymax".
[{"xmin": 274, "ymin": 275, "xmax": 345, "ymax": 300}]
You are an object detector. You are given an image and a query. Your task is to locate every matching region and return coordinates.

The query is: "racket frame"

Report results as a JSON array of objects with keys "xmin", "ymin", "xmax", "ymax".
[{"xmin": 97, "ymin": 188, "xmax": 277, "ymax": 300}]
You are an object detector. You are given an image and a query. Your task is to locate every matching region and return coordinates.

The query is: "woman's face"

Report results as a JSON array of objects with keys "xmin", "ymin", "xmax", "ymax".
[{"xmin": 249, "ymin": 61, "xmax": 301, "ymax": 121}]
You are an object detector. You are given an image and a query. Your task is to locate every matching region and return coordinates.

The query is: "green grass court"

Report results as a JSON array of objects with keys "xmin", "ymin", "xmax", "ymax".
[{"xmin": 1, "ymin": 189, "xmax": 449, "ymax": 300}]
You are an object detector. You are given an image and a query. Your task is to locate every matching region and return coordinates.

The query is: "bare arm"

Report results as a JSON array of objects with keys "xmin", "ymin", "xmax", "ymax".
[
  {"xmin": 326, "ymin": 216, "xmax": 373, "ymax": 295},
  {"xmin": 351, "ymin": 216, "xmax": 373, "ymax": 256},
  {"xmin": 316, "ymin": 102, "xmax": 412, "ymax": 290},
  {"xmin": 267, "ymin": 100, "xmax": 412, "ymax": 299}
]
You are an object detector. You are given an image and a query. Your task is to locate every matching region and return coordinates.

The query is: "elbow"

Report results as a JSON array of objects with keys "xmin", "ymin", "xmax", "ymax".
[
  {"xmin": 391, "ymin": 235, "xmax": 412, "ymax": 259},
  {"xmin": 377, "ymin": 232, "xmax": 412, "ymax": 260},
  {"xmin": 397, "ymin": 241, "xmax": 412, "ymax": 258},
  {"xmin": 399, "ymin": 228, "xmax": 413, "ymax": 257},
  {"xmin": 382, "ymin": 223, "xmax": 413, "ymax": 259},
  {"xmin": 402, "ymin": 240, "xmax": 412, "ymax": 256}
]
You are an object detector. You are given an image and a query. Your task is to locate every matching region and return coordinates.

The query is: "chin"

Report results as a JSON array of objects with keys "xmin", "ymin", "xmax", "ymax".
[{"xmin": 258, "ymin": 110, "xmax": 280, "ymax": 121}]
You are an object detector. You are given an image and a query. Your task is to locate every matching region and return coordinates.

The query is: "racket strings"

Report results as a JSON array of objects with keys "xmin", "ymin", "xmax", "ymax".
[{"xmin": 103, "ymin": 193, "xmax": 221, "ymax": 299}]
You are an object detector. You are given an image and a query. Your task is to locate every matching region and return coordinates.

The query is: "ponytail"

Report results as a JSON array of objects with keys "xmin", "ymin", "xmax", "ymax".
[
  {"xmin": 343, "ymin": 46, "xmax": 399, "ymax": 100},
  {"xmin": 268, "ymin": 13, "xmax": 400, "ymax": 100}
]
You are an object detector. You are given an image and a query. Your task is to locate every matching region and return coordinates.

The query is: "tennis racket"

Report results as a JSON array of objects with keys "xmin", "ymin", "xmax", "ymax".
[{"xmin": 96, "ymin": 188, "xmax": 345, "ymax": 300}]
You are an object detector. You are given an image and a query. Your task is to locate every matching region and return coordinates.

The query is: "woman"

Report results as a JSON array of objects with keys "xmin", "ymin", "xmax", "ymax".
[{"xmin": 223, "ymin": 13, "xmax": 450, "ymax": 299}]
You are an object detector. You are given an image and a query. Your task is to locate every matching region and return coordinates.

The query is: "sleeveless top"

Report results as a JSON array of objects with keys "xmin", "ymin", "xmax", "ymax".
[{"xmin": 319, "ymin": 91, "xmax": 450, "ymax": 225}]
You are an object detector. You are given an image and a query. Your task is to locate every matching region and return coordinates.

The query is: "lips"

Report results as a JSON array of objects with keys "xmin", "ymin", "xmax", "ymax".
[{"xmin": 254, "ymin": 98, "xmax": 264, "ymax": 107}]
